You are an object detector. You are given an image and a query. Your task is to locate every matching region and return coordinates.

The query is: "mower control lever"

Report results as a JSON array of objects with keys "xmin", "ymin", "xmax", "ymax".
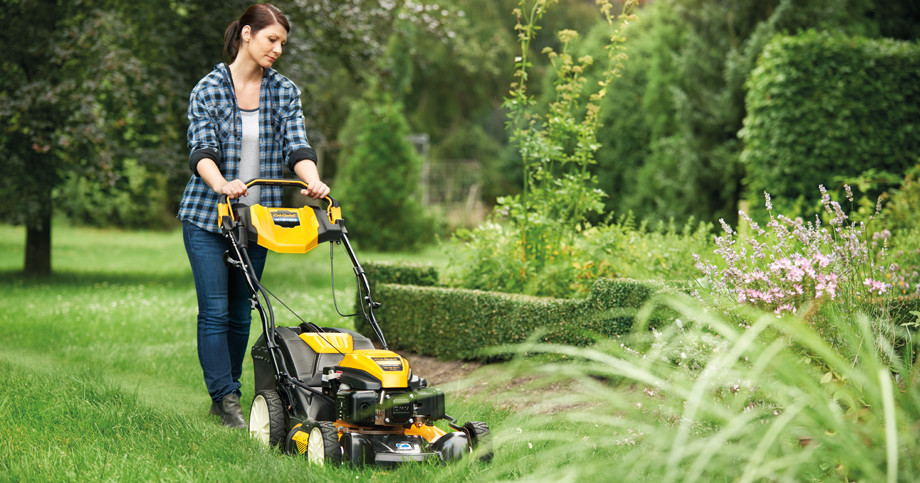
[{"xmin": 223, "ymin": 250, "xmax": 241, "ymax": 269}]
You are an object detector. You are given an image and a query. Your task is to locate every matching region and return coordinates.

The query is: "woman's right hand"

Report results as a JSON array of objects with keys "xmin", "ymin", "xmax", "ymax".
[{"xmin": 220, "ymin": 179, "xmax": 249, "ymax": 199}]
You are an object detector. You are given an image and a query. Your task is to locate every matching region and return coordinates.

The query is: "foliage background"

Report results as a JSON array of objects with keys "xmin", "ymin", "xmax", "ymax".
[
  {"xmin": 2, "ymin": 0, "xmax": 920, "ymax": 268},
  {"xmin": 741, "ymin": 31, "xmax": 920, "ymax": 218}
]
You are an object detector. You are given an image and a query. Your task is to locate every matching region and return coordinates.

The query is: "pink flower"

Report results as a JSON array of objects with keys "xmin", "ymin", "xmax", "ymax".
[
  {"xmin": 813, "ymin": 252, "xmax": 831, "ymax": 268},
  {"xmin": 786, "ymin": 266, "xmax": 805, "ymax": 283},
  {"xmin": 863, "ymin": 278, "xmax": 889, "ymax": 295},
  {"xmin": 770, "ymin": 257, "xmax": 792, "ymax": 272},
  {"xmin": 774, "ymin": 304, "xmax": 796, "ymax": 315},
  {"xmin": 815, "ymin": 273, "xmax": 838, "ymax": 299}
]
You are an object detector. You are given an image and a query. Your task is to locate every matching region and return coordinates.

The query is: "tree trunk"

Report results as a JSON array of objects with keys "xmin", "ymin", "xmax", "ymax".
[{"xmin": 24, "ymin": 204, "xmax": 52, "ymax": 276}]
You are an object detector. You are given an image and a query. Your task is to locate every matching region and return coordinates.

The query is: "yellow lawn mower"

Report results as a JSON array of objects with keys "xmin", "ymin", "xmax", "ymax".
[{"xmin": 218, "ymin": 179, "xmax": 491, "ymax": 466}]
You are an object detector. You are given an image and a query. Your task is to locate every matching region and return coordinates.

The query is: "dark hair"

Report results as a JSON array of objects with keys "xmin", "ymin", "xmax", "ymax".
[{"xmin": 223, "ymin": 3, "xmax": 290, "ymax": 61}]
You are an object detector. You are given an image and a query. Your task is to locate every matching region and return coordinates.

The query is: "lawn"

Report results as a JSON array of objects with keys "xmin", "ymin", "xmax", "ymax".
[
  {"xmin": 3, "ymin": 223, "xmax": 918, "ymax": 481},
  {"xmin": 0, "ymin": 224, "xmax": 512, "ymax": 482}
]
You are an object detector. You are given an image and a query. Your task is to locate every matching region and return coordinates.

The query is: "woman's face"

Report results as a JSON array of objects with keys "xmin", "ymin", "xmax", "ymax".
[{"xmin": 241, "ymin": 23, "xmax": 287, "ymax": 69}]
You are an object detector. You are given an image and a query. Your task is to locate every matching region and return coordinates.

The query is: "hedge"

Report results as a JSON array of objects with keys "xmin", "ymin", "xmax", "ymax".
[
  {"xmin": 741, "ymin": 31, "xmax": 920, "ymax": 215},
  {"xmin": 354, "ymin": 261, "xmax": 439, "ymax": 338},
  {"xmin": 358, "ymin": 262, "xmax": 680, "ymax": 360}
]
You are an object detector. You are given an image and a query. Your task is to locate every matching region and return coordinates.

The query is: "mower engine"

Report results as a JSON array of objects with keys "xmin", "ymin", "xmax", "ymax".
[{"xmin": 322, "ymin": 350, "xmax": 446, "ymax": 428}]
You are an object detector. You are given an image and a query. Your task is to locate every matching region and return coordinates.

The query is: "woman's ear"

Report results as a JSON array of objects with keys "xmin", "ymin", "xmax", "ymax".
[{"xmin": 241, "ymin": 25, "xmax": 252, "ymax": 43}]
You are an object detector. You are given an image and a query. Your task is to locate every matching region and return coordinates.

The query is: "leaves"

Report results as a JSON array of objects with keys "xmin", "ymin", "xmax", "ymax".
[{"xmin": 742, "ymin": 32, "xmax": 920, "ymax": 220}]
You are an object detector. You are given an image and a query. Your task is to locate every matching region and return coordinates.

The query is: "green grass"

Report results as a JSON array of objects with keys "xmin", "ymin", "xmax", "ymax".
[
  {"xmin": 4, "ymin": 223, "xmax": 918, "ymax": 481},
  {"xmin": 0, "ymin": 224, "xmax": 503, "ymax": 482}
]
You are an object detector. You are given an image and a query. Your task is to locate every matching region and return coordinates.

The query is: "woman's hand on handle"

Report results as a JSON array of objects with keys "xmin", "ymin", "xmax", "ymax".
[
  {"xmin": 293, "ymin": 160, "xmax": 330, "ymax": 199},
  {"xmin": 301, "ymin": 180, "xmax": 330, "ymax": 200},
  {"xmin": 195, "ymin": 158, "xmax": 248, "ymax": 199},
  {"xmin": 220, "ymin": 179, "xmax": 249, "ymax": 199}
]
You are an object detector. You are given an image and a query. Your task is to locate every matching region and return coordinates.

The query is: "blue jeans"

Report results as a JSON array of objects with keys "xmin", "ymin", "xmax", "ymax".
[{"xmin": 183, "ymin": 221, "xmax": 268, "ymax": 402}]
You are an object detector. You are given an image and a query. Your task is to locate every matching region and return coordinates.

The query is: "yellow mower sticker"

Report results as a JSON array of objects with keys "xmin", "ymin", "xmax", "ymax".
[{"xmin": 292, "ymin": 429, "xmax": 309, "ymax": 455}]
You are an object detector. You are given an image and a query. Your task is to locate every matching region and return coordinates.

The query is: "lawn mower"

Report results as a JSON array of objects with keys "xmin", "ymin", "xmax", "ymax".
[{"xmin": 217, "ymin": 178, "xmax": 491, "ymax": 466}]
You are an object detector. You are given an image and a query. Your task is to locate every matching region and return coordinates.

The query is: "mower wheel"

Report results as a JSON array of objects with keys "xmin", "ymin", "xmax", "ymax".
[
  {"xmin": 463, "ymin": 421, "xmax": 493, "ymax": 462},
  {"xmin": 287, "ymin": 421, "xmax": 340, "ymax": 466},
  {"xmin": 284, "ymin": 425, "xmax": 308, "ymax": 456},
  {"xmin": 249, "ymin": 390, "xmax": 285, "ymax": 447}
]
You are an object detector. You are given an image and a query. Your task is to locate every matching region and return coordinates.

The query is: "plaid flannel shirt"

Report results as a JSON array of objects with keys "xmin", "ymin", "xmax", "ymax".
[{"xmin": 177, "ymin": 63, "xmax": 316, "ymax": 232}]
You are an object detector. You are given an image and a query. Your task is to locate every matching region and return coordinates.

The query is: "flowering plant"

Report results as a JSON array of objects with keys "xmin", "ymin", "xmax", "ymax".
[{"xmin": 695, "ymin": 186, "xmax": 890, "ymax": 315}]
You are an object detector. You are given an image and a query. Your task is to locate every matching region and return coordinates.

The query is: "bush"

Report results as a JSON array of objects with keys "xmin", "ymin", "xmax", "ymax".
[
  {"xmin": 695, "ymin": 186, "xmax": 919, "ymax": 360},
  {"xmin": 56, "ymin": 158, "xmax": 174, "ymax": 229},
  {"xmin": 354, "ymin": 261, "xmax": 439, "ymax": 339},
  {"xmin": 360, "ymin": 263, "xmax": 680, "ymax": 360},
  {"xmin": 447, "ymin": 215, "xmax": 711, "ymax": 298},
  {"xmin": 884, "ymin": 227, "xmax": 920, "ymax": 297},
  {"xmin": 878, "ymin": 163, "xmax": 920, "ymax": 234},
  {"xmin": 741, "ymin": 31, "xmax": 920, "ymax": 218},
  {"xmin": 335, "ymin": 89, "xmax": 437, "ymax": 251}
]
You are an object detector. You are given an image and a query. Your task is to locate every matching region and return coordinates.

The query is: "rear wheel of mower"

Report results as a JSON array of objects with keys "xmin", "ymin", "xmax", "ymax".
[
  {"xmin": 287, "ymin": 421, "xmax": 341, "ymax": 466},
  {"xmin": 463, "ymin": 421, "xmax": 493, "ymax": 462},
  {"xmin": 249, "ymin": 390, "xmax": 285, "ymax": 447}
]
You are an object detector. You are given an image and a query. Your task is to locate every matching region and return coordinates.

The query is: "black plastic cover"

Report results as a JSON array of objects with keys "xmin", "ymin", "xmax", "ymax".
[{"xmin": 337, "ymin": 390, "xmax": 377, "ymax": 426}]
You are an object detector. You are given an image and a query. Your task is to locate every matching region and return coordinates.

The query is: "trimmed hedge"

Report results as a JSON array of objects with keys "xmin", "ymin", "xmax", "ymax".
[
  {"xmin": 354, "ymin": 261, "xmax": 439, "ymax": 338},
  {"xmin": 741, "ymin": 31, "xmax": 920, "ymax": 215},
  {"xmin": 359, "ymin": 262, "xmax": 681, "ymax": 360}
]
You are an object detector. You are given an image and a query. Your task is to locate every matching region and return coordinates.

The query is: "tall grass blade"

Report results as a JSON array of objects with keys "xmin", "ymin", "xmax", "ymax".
[{"xmin": 879, "ymin": 368, "xmax": 898, "ymax": 483}]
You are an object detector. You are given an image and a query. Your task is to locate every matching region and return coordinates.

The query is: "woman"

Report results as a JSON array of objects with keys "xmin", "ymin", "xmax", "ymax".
[{"xmin": 177, "ymin": 3, "xmax": 329, "ymax": 429}]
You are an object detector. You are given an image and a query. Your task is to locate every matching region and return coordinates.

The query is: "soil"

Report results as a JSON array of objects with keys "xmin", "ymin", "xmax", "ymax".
[
  {"xmin": 403, "ymin": 352, "xmax": 597, "ymax": 414},
  {"xmin": 403, "ymin": 352, "xmax": 482, "ymax": 386}
]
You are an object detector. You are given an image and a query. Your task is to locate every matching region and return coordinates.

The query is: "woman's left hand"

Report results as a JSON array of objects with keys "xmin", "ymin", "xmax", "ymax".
[
  {"xmin": 293, "ymin": 160, "xmax": 330, "ymax": 199},
  {"xmin": 301, "ymin": 180, "xmax": 330, "ymax": 199}
]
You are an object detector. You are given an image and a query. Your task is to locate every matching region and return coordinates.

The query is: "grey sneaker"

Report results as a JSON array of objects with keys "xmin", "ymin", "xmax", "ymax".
[
  {"xmin": 218, "ymin": 393, "xmax": 247, "ymax": 429},
  {"xmin": 209, "ymin": 401, "xmax": 220, "ymax": 416}
]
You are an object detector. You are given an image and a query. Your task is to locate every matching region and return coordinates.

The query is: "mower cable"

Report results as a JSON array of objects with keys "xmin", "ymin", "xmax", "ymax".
[
  {"xmin": 230, "ymin": 232, "xmax": 346, "ymax": 358},
  {"xmin": 330, "ymin": 242, "xmax": 359, "ymax": 318},
  {"xmin": 259, "ymin": 283, "xmax": 347, "ymax": 357}
]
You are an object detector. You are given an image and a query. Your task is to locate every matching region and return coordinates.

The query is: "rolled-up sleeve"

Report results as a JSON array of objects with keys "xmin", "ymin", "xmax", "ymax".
[
  {"xmin": 187, "ymin": 86, "xmax": 222, "ymax": 176},
  {"xmin": 280, "ymin": 86, "xmax": 317, "ymax": 173}
]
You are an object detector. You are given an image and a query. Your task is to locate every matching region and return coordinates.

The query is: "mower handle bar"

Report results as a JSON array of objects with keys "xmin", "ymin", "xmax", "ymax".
[
  {"xmin": 218, "ymin": 177, "xmax": 336, "ymax": 204},
  {"xmin": 218, "ymin": 178, "xmax": 338, "ymax": 219}
]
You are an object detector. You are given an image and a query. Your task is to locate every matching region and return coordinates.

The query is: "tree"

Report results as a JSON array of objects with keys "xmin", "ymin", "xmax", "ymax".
[
  {"xmin": 335, "ymin": 87, "xmax": 433, "ymax": 251},
  {"xmin": 0, "ymin": 1, "xmax": 151, "ymax": 275},
  {"xmin": 593, "ymin": 0, "xmax": 893, "ymax": 226}
]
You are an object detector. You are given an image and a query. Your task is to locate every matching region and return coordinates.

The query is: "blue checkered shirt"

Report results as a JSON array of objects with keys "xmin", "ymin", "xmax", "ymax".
[{"xmin": 177, "ymin": 63, "xmax": 316, "ymax": 232}]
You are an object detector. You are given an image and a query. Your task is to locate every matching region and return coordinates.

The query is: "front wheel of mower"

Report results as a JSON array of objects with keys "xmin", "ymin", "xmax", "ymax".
[
  {"xmin": 249, "ymin": 390, "xmax": 285, "ymax": 447},
  {"xmin": 463, "ymin": 421, "xmax": 493, "ymax": 462},
  {"xmin": 288, "ymin": 421, "xmax": 340, "ymax": 466}
]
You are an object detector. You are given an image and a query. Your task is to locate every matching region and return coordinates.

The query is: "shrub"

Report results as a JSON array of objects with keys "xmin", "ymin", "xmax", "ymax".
[
  {"xmin": 354, "ymin": 261, "xmax": 439, "ymax": 339},
  {"xmin": 741, "ymin": 31, "xmax": 920, "ymax": 218},
  {"xmin": 878, "ymin": 163, "xmax": 920, "ymax": 234},
  {"xmin": 447, "ymin": 215, "xmax": 711, "ymax": 298},
  {"xmin": 56, "ymin": 158, "xmax": 174, "ymax": 229},
  {"xmin": 335, "ymin": 89, "xmax": 437, "ymax": 251},
  {"xmin": 695, "ymin": 185, "xmax": 920, "ymax": 360},
  {"xmin": 696, "ymin": 186, "xmax": 896, "ymax": 316},
  {"xmin": 460, "ymin": 0, "xmax": 637, "ymax": 298},
  {"xmin": 363, "ymin": 271, "xmax": 679, "ymax": 360},
  {"xmin": 884, "ymin": 228, "xmax": 920, "ymax": 297}
]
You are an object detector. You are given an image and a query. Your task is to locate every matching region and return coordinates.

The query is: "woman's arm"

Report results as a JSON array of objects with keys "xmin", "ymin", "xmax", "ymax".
[
  {"xmin": 187, "ymin": 84, "xmax": 223, "ymax": 176},
  {"xmin": 197, "ymin": 158, "xmax": 249, "ymax": 199},
  {"xmin": 293, "ymin": 160, "xmax": 330, "ymax": 199}
]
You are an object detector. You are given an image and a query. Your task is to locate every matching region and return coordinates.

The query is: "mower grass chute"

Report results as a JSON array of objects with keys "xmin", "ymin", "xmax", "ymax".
[{"xmin": 218, "ymin": 179, "xmax": 492, "ymax": 466}]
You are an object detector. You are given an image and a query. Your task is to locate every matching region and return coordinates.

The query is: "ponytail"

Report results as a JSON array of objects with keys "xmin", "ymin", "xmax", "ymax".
[
  {"xmin": 223, "ymin": 20, "xmax": 242, "ymax": 61},
  {"xmin": 223, "ymin": 4, "xmax": 290, "ymax": 62}
]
